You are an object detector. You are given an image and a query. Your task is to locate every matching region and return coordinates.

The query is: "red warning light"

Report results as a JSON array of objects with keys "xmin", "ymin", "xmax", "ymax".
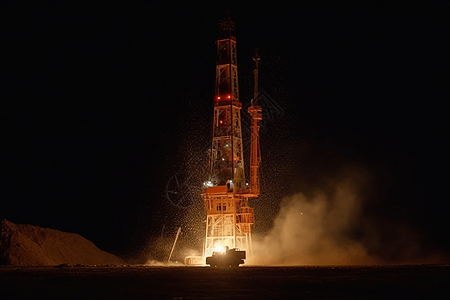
[
  {"xmin": 227, "ymin": 95, "xmax": 231, "ymax": 99},
  {"xmin": 217, "ymin": 96, "xmax": 221, "ymax": 100}
]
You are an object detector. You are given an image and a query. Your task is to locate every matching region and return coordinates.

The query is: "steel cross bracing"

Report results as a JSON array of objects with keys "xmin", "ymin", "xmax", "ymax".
[{"xmin": 201, "ymin": 16, "xmax": 261, "ymax": 260}]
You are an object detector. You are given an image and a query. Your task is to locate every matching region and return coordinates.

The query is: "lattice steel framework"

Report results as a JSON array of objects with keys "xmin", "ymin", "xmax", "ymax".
[{"xmin": 202, "ymin": 16, "xmax": 261, "ymax": 259}]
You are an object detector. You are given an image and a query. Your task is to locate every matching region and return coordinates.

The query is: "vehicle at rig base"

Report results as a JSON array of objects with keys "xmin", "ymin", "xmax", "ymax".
[{"xmin": 206, "ymin": 248, "xmax": 246, "ymax": 267}]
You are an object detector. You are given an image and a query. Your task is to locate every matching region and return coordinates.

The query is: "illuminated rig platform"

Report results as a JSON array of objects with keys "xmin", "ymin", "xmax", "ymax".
[{"xmin": 186, "ymin": 16, "xmax": 263, "ymax": 264}]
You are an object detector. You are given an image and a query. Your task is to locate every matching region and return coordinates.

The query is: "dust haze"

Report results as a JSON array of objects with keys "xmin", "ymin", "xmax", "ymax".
[{"xmin": 249, "ymin": 165, "xmax": 446, "ymax": 266}]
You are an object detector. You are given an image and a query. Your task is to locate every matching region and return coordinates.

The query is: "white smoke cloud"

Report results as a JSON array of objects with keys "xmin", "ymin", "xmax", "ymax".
[{"xmin": 249, "ymin": 167, "xmax": 380, "ymax": 265}]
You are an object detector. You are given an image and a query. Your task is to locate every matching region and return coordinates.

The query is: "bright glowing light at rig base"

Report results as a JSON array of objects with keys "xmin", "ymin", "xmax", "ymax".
[{"xmin": 213, "ymin": 243, "xmax": 226, "ymax": 253}]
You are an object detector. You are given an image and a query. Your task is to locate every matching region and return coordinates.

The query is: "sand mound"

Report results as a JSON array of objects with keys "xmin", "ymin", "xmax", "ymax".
[{"xmin": 0, "ymin": 219, "xmax": 124, "ymax": 266}]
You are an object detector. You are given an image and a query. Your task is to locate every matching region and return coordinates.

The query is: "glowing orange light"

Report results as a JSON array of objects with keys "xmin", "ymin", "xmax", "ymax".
[
  {"xmin": 213, "ymin": 243, "xmax": 226, "ymax": 253},
  {"xmin": 227, "ymin": 95, "xmax": 231, "ymax": 99},
  {"xmin": 217, "ymin": 96, "xmax": 221, "ymax": 100}
]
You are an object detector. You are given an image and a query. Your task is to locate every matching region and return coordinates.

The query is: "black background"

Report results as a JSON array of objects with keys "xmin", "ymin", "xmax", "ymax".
[{"xmin": 4, "ymin": 1, "xmax": 448, "ymax": 261}]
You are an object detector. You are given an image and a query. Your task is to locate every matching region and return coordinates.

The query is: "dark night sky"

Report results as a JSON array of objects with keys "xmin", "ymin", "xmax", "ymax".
[{"xmin": 4, "ymin": 1, "xmax": 448, "ymax": 261}]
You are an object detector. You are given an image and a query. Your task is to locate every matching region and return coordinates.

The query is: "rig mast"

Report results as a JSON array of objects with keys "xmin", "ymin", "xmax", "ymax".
[{"xmin": 202, "ymin": 16, "xmax": 262, "ymax": 259}]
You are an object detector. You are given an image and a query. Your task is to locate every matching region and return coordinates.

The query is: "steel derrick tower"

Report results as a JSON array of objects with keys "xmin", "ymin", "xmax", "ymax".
[{"xmin": 202, "ymin": 16, "xmax": 262, "ymax": 258}]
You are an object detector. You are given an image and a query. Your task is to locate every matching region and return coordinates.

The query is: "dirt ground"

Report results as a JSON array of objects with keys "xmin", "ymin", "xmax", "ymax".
[
  {"xmin": 0, "ymin": 264, "xmax": 449, "ymax": 299},
  {"xmin": 0, "ymin": 220, "xmax": 123, "ymax": 266}
]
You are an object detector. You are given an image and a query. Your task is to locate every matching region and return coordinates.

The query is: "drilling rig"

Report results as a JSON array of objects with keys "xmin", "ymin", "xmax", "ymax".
[{"xmin": 187, "ymin": 16, "xmax": 262, "ymax": 266}]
